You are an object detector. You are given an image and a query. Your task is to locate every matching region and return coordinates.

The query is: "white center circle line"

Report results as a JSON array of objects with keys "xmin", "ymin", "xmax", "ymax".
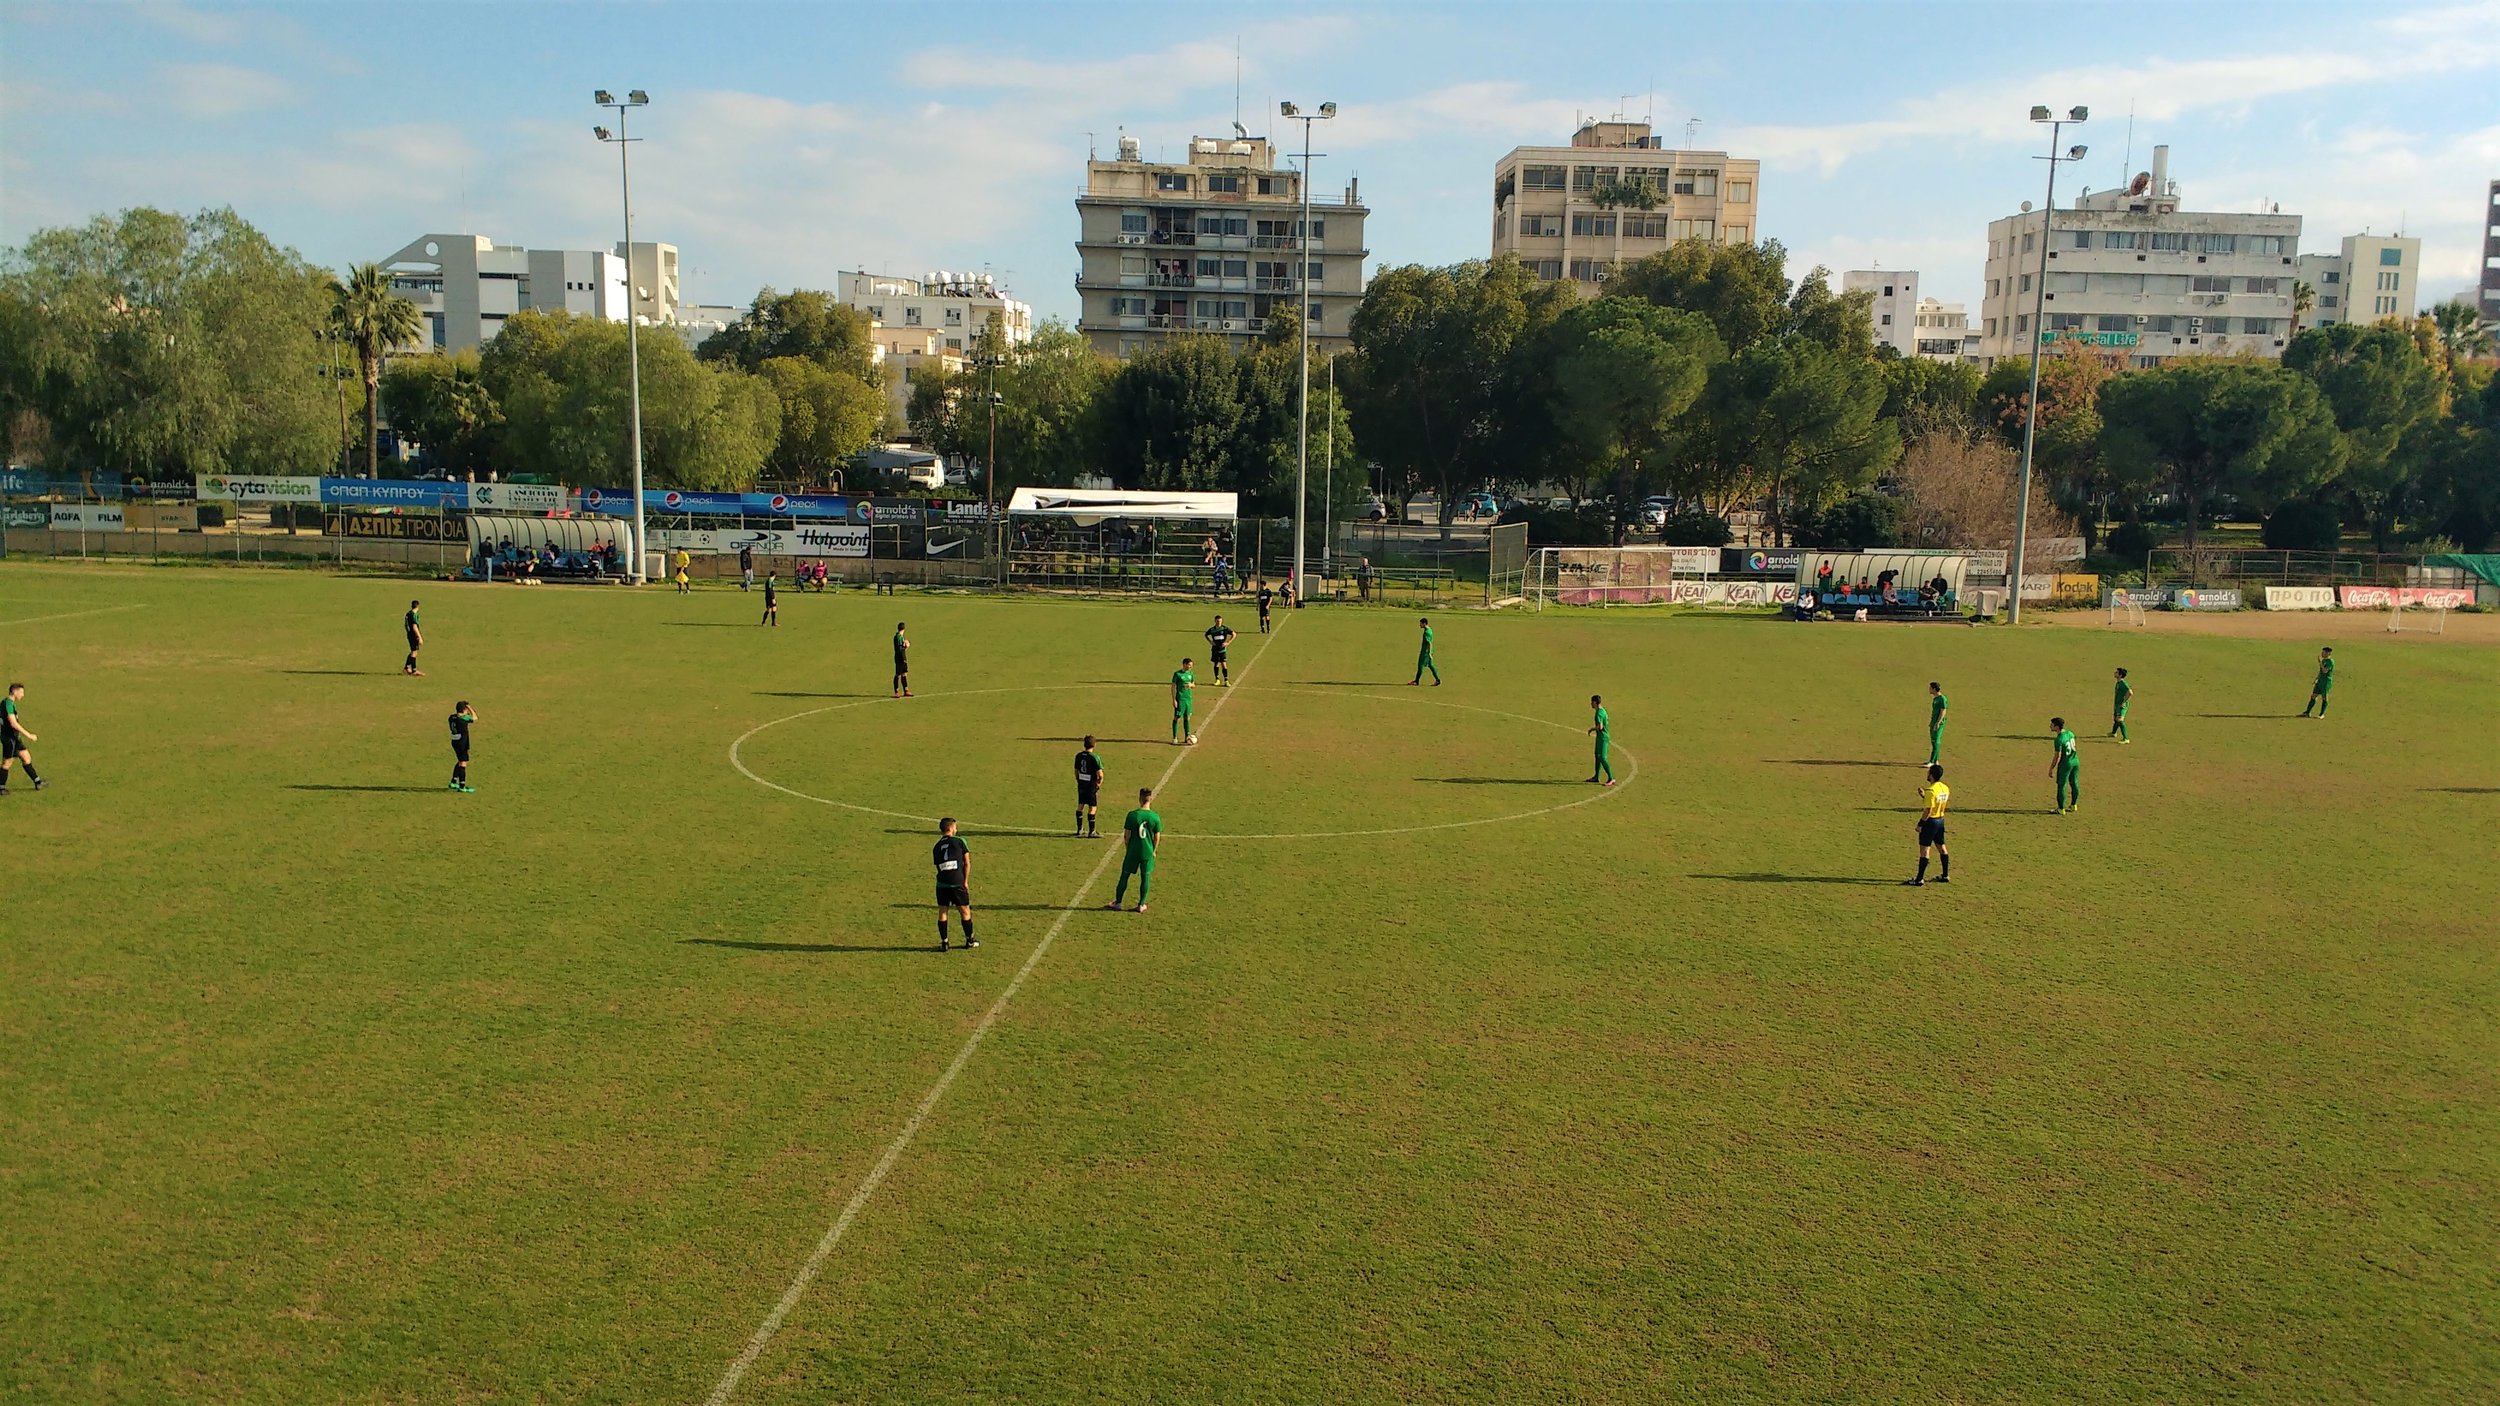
[{"xmin": 729, "ymin": 683, "xmax": 1636, "ymax": 841}]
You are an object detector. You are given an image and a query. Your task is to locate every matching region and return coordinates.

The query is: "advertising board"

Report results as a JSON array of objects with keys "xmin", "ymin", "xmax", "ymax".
[
  {"xmin": 2265, "ymin": 586, "xmax": 2337, "ymax": 610},
  {"xmin": 1720, "ymin": 548, "xmax": 1804, "ymax": 576},
  {"xmin": 651, "ymin": 525, "xmax": 869, "ymax": 557},
  {"xmin": 196, "ymin": 475, "xmax": 320, "ymax": 502},
  {"xmin": 4, "ymin": 505, "xmax": 51, "ymax": 528},
  {"xmin": 2343, "ymin": 586, "xmax": 2475, "ymax": 609},
  {"xmin": 1668, "ymin": 580, "xmax": 1799, "ymax": 606},
  {"xmin": 49, "ymin": 504, "xmax": 125, "ymax": 532},
  {"xmin": 2169, "ymin": 587, "xmax": 2242, "ymax": 611},
  {"xmin": 325, "ymin": 512, "xmax": 464, "ymax": 541},
  {"xmin": 463, "ymin": 482, "xmax": 562, "ymax": 513},
  {"xmin": 320, "ymin": 477, "xmax": 463, "ymax": 509}
]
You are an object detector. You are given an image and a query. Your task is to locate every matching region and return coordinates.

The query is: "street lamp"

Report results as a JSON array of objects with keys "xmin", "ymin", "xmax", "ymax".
[
  {"xmin": 595, "ymin": 88, "xmax": 651, "ymax": 582},
  {"xmin": 2010, "ymin": 103, "xmax": 2087, "ymax": 624},
  {"xmin": 1280, "ymin": 99, "xmax": 1336, "ymax": 604}
]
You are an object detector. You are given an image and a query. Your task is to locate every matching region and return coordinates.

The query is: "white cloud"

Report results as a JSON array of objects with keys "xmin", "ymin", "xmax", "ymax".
[{"xmin": 156, "ymin": 61, "xmax": 295, "ymax": 119}]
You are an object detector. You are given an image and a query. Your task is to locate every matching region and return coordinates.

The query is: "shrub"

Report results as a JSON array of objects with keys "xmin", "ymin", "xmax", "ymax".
[
  {"xmin": 1794, "ymin": 491, "xmax": 1902, "ymax": 549},
  {"xmin": 1656, "ymin": 508, "xmax": 1731, "ymax": 546},
  {"xmin": 2106, "ymin": 520, "xmax": 2158, "ymax": 562},
  {"xmin": 1496, "ymin": 503, "xmax": 1610, "ymax": 547},
  {"xmin": 2260, "ymin": 499, "xmax": 2342, "ymax": 552}
]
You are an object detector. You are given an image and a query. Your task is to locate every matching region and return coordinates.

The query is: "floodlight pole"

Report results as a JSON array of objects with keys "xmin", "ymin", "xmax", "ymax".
[
  {"xmin": 1282, "ymin": 101, "xmax": 1333, "ymax": 603},
  {"xmin": 2011, "ymin": 105, "xmax": 2086, "ymax": 624},
  {"xmin": 1322, "ymin": 354, "xmax": 1336, "ymax": 576},
  {"xmin": 598, "ymin": 91, "xmax": 651, "ymax": 582}
]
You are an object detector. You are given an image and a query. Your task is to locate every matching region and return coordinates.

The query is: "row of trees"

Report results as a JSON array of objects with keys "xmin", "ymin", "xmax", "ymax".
[{"xmin": 7, "ymin": 206, "xmax": 2494, "ymax": 551}]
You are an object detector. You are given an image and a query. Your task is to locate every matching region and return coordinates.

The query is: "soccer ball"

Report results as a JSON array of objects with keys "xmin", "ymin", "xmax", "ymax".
[{"xmin": 1187, "ymin": 734, "xmax": 1199, "ymax": 745}]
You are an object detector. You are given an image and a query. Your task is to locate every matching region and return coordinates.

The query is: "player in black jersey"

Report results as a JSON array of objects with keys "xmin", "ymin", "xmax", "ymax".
[
  {"xmin": 1073, "ymin": 735, "xmax": 1105, "ymax": 836},
  {"xmin": 1204, "ymin": 615, "xmax": 1236, "ymax": 685},
  {"xmin": 932, "ymin": 817, "xmax": 976, "ymax": 950}
]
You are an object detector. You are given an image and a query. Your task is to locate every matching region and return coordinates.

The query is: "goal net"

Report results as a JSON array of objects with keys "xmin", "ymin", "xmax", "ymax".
[
  {"xmin": 2106, "ymin": 593, "xmax": 2147, "ymax": 627},
  {"xmin": 2386, "ymin": 600, "xmax": 2449, "ymax": 635},
  {"xmin": 1487, "ymin": 522, "xmax": 1529, "ymax": 606}
]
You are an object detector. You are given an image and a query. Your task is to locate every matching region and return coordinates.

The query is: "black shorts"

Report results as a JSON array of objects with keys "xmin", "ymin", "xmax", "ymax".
[
  {"xmin": 451, "ymin": 742, "xmax": 470, "ymax": 762},
  {"xmin": 936, "ymin": 885, "xmax": 970, "ymax": 908},
  {"xmin": 406, "ymin": 631, "xmax": 420, "ymax": 649},
  {"xmin": 1917, "ymin": 817, "xmax": 1946, "ymax": 846},
  {"xmin": 1077, "ymin": 781, "xmax": 1099, "ymax": 806},
  {"xmin": 893, "ymin": 658, "xmax": 909, "ymax": 675},
  {"xmin": 1209, "ymin": 652, "xmax": 1227, "ymax": 665}
]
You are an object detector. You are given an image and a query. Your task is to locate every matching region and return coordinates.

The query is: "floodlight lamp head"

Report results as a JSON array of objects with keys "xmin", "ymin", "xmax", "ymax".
[
  {"xmin": 2069, "ymin": 105, "xmax": 2089, "ymax": 121},
  {"xmin": 1318, "ymin": 102, "xmax": 1337, "ymax": 118},
  {"xmin": 1279, "ymin": 101, "xmax": 1299, "ymax": 117},
  {"xmin": 2068, "ymin": 145, "xmax": 2089, "ymax": 161},
  {"xmin": 2029, "ymin": 104, "xmax": 2052, "ymax": 122},
  {"xmin": 627, "ymin": 90, "xmax": 649, "ymax": 106},
  {"xmin": 594, "ymin": 126, "xmax": 612, "ymax": 141},
  {"xmin": 595, "ymin": 90, "xmax": 615, "ymax": 105}
]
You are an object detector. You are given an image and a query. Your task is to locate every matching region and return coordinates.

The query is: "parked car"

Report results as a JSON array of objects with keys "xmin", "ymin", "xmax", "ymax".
[
  {"xmin": 1639, "ymin": 495, "xmax": 1676, "ymax": 526},
  {"xmin": 1362, "ymin": 496, "xmax": 1390, "ymax": 522},
  {"xmin": 1461, "ymin": 491, "xmax": 1501, "ymax": 519}
]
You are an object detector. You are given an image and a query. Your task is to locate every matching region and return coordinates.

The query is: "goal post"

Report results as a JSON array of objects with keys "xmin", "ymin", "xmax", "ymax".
[
  {"xmin": 2386, "ymin": 599, "xmax": 2449, "ymax": 635},
  {"xmin": 1487, "ymin": 522, "xmax": 1528, "ymax": 606}
]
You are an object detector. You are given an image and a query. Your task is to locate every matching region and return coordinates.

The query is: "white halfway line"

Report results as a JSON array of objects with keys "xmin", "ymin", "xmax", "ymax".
[
  {"xmin": 701, "ymin": 614, "xmax": 1290, "ymax": 1406},
  {"xmin": 0, "ymin": 603, "xmax": 147, "ymax": 627}
]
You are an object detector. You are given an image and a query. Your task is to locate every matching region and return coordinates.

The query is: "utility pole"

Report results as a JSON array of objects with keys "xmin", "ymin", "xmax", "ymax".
[
  {"xmin": 2011, "ymin": 104, "xmax": 2089, "ymax": 625},
  {"xmin": 595, "ymin": 89, "xmax": 652, "ymax": 582}
]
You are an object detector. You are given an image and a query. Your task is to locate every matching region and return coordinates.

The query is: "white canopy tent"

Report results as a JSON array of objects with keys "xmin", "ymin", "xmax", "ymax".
[{"xmin": 1006, "ymin": 488, "xmax": 1238, "ymax": 524}]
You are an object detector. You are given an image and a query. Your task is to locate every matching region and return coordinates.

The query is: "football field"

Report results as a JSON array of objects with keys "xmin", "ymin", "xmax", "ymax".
[{"xmin": 3, "ymin": 561, "xmax": 2495, "ymax": 1404}]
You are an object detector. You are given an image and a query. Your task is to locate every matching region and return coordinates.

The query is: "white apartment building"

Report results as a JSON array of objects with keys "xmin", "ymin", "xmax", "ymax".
[
  {"xmin": 2295, "ymin": 234, "xmax": 2421, "ymax": 328},
  {"xmin": 1490, "ymin": 121, "xmax": 1761, "ymax": 294},
  {"xmin": 1842, "ymin": 270, "xmax": 1921, "ymax": 356},
  {"xmin": 1976, "ymin": 146, "xmax": 2300, "ymax": 369},
  {"xmin": 1911, "ymin": 298, "xmax": 1982, "ymax": 362},
  {"xmin": 1075, "ymin": 132, "xmax": 1370, "ymax": 358},
  {"xmin": 838, "ymin": 270, "xmax": 1034, "ymax": 355},
  {"xmin": 873, "ymin": 325, "xmax": 966, "ymax": 431},
  {"xmin": 381, "ymin": 234, "xmax": 685, "ymax": 352}
]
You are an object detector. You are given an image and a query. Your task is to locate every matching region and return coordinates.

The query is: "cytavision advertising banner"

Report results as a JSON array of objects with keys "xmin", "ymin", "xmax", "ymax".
[{"xmin": 197, "ymin": 475, "xmax": 321, "ymax": 502}]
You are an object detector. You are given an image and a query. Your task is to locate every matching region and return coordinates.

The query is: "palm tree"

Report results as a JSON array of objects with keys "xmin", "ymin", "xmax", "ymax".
[
  {"xmin": 2290, "ymin": 280, "xmax": 2314, "ymax": 336},
  {"xmin": 330, "ymin": 264, "xmax": 422, "ymax": 476},
  {"xmin": 2431, "ymin": 299, "xmax": 2496, "ymax": 372}
]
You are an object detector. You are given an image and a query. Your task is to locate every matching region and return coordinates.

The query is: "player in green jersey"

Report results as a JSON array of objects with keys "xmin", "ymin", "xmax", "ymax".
[
  {"xmin": 1106, "ymin": 788, "xmax": 1162, "ymax": 912},
  {"xmin": 892, "ymin": 623, "xmax": 911, "ymax": 697},
  {"xmin": 447, "ymin": 701, "xmax": 476, "ymax": 792},
  {"xmin": 403, "ymin": 600, "xmax": 424, "ymax": 676},
  {"xmin": 2050, "ymin": 716, "xmax": 2081, "ymax": 813},
  {"xmin": 2110, "ymin": 667, "xmax": 2133, "ymax": 741},
  {"xmin": 2300, "ymin": 647, "xmax": 2334, "ymax": 717},
  {"xmin": 1170, "ymin": 658, "xmax": 1196, "ymax": 744},
  {"xmin": 1926, "ymin": 681, "xmax": 1947, "ymax": 764},
  {"xmin": 1410, "ymin": 616, "xmax": 1441, "ymax": 686},
  {"xmin": 1586, "ymin": 694, "xmax": 1614, "ymax": 785},
  {"xmin": 1, "ymin": 683, "xmax": 44, "ymax": 793}
]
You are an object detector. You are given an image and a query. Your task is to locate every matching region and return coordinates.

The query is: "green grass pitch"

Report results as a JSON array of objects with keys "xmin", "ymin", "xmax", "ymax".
[{"xmin": 2, "ymin": 561, "xmax": 2495, "ymax": 1403}]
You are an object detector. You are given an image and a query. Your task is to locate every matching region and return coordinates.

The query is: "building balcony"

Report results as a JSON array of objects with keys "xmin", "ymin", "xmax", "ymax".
[
  {"xmin": 1253, "ymin": 277, "xmax": 1299, "ymax": 292},
  {"xmin": 1145, "ymin": 274, "xmax": 1195, "ymax": 288}
]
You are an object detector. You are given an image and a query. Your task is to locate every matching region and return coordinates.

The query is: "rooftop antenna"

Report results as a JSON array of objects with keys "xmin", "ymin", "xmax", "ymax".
[
  {"xmin": 1685, "ymin": 116, "xmax": 1701, "ymax": 148},
  {"xmin": 2120, "ymin": 102, "xmax": 2133, "ymax": 189},
  {"xmin": 1234, "ymin": 36, "xmax": 1242, "ymax": 134},
  {"xmin": 1086, "ymin": 130, "xmax": 1097, "ymax": 161},
  {"xmin": 1646, "ymin": 89, "xmax": 1654, "ymax": 126}
]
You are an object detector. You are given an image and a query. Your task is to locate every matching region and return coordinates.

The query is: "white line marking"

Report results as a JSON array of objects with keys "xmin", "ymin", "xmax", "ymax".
[
  {"xmin": 0, "ymin": 604, "xmax": 147, "ymax": 628},
  {"xmin": 701, "ymin": 617, "xmax": 1290, "ymax": 1406},
  {"xmin": 730, "ymin": 685, "xmax": 1635, "ymax": 840}
]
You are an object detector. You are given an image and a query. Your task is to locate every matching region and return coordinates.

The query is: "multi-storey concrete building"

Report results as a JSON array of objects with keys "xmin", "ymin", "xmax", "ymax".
[
  {"xmin": 839, "ymin": 270, "xmax": 1033, "ymax": 355},
  {"xmin": 381, "ymin": 234, "xmax": 684, "ymax": 352},
  {"xmin": 1842, "ymin": 270, "xmax": 1921, "ymax": 356},
  {"xmin": 2295, "ymin": 234, "xmax": 2421, "ymax": 328},
  {"xmin": 2481, "ymin": 179, "xmax": 2500, "ymax": 321},
  {"xmin": 1911, "ymin": 297, "xmax": 1982, "ymax": 363},
  {"xmin": 1074, "ymin": 132, "xmax": 1370, "ymax": 359},
  {"xmin": 1489, "ymin": 120, "xmax": 1761, "ymax": 295},
  {"xmin": 1976, "ymin": 146, "xmax": 2300, "ymax": 369},
  {"xmin": 872, "ymin": 325, "xmax": 966, "ymax": 432}
]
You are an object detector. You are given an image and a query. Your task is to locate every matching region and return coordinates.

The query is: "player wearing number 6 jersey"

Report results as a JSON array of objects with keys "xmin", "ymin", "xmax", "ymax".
[{"xmin": 1106, "ymin": 789, "xmax": 1162, "ymax": 912}]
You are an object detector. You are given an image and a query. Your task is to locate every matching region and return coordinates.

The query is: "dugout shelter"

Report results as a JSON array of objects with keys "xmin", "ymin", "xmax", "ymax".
[
  {"xmin": 1006, "ymin": 488, "xmax": 1241, "ymax": 592},
  {"xmin": 1797, "ymin": 551, "xmax": 1973, "ymax": 619}
]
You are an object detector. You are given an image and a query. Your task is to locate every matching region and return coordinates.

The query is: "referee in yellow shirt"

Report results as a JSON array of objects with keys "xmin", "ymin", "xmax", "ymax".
[{"xmin": 1905, "ymin": 763, "xmax": 1951, "ymax": 886}]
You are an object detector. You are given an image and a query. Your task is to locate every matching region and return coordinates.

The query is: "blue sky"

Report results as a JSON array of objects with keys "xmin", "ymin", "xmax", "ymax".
[{"xmin": 5, "ymin": 0, "xmax": 2496, "ymax": 321}]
